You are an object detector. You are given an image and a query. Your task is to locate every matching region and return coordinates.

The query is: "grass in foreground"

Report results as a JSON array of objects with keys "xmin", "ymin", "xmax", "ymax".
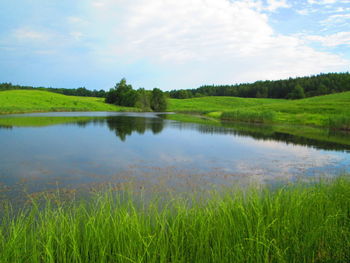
[
  {"xmin": 0, "ymin": 90, "xmax": 136, "ymax": 114},
  {"xmin": 0, "ymin": 177, "xmax": 349, "ymax": 262}
]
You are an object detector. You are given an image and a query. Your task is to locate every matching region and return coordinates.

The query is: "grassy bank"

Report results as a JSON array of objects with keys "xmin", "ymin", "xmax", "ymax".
[
  {"xmin": 168, "ymin": 92, "xmax": 350, "ymax": 129},
  {"xmin": 0, "ymin": 90, "xmax": 135, "ymax": 114},
  {"xmin": 0, "ymin": 177, "xmax": 349, "ymax": 262}
]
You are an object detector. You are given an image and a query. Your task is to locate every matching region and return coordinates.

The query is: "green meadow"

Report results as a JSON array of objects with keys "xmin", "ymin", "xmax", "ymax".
[
  {"xmin": 0, "ymin": 177, "xmax": 349, "ymax": 263},
  {"xmin": 0, "ymin": 90, "xmax": 135, "ymax": 114},
  {"xmin": 168, "ymin": 91, "xmax": 350, "ymax": 130}
]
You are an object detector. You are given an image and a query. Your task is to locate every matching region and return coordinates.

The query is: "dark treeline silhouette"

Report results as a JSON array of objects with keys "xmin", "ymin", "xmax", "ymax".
[
  {"xmin": 105, "ymin": 79, "xmax": 167, "ymax": 111},
  {"xmin": 63, "ymin": 115, "xmax": 165, "ymax": 142},
  {"xmin": 168, "ymin": 72, "xmax": 350, "ymax": 99},
  {"xmin": 0, "ymin": 83, "xmax": 106, "ymax": 97}
]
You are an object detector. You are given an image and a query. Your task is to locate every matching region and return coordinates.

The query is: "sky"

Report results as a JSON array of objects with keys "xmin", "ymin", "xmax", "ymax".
[{"xmin": 0, "ymin": 0, "xmax": 349, "ymax": 91}]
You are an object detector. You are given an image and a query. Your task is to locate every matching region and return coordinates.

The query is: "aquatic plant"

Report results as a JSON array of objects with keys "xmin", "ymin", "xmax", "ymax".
[{"xmin": 0, "ymin": 177, "xmax": 349, "ymax": 262}]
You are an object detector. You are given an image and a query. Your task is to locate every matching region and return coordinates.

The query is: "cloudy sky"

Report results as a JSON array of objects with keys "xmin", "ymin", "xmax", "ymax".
[{"xmin": 0, "ymin": 0, "xmax": 349, "ymax": 91}]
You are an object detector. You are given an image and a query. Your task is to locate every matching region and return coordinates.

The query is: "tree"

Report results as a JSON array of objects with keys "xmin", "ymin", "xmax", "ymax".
[
  {"xmin": 105, "ymin": 88, "xmax": 118, "ymax": 104},
  {"xmin": 150, "ymin": 88, "xmax": 167, "ymax": 112},
  {"xmin": 316, "ymin": 84, "xmax": 328, "ymax": 95},
  {"xmin": 105, "ymin": 78, "xmax": 137, "ymax": 107},
  {"xmin": 287, "ymin": 84, "xmax": 305, "ymax": 99},
  {"xmin": 135, "ymin": 88, "xmax": 151, "ymax": 111}
]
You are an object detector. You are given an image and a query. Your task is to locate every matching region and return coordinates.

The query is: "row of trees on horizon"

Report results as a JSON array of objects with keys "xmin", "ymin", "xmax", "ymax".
[
  {"xmin": 169, "ymin": 72, "xmax": 350, "ymax": 99},
  {"xmin": 1, "ymin": 72, "xmax": 349, "ymax": 101},
  {"xmin": 0, "ymin": 83, "xmax": 107, "ymax": 97}
]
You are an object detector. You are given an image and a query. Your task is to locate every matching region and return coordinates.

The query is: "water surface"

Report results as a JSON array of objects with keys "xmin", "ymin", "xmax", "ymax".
[{"xmin": 0, "ymin": 112, "xmax": 349, "ymax": 201}]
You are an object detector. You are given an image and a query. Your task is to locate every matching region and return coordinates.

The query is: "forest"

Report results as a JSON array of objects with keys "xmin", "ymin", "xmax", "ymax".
[{"xmin": 168, "ymin": 72, "xmax": 350, "ymax": 99}]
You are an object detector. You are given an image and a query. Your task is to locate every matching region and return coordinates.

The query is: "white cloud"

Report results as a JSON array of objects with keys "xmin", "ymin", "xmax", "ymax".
[
  {"xmin": 308, "ymin": 0, "xmax": 338, "ymax": 4},
  {"xmin": 265, "ymin": 0, "xmax": 290, "ymax": 12},
  {"xmin": 322, "ymin": 13, "xmax": 350, "ymax": 24},
  {"xmin": 3, "ymin": 0, "xmax": 348, "ymax": 89},
  {"xmin": 83, "ymin": 0, "xmax": 347, "ymax": 86},
  {"xmin": 307, "ymin": 31, "xmax": 350, "ymax": 46}
]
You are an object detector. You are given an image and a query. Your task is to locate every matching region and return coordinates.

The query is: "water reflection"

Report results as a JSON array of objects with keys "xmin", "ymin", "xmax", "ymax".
[
  {"xmin": 179, "ymin": 122, "xmax": 350, "ymax": 152},
  {"xmin": 0, "ymin": 112, "xmax": 350, "ymax": 203},
  {"xmin": 1, "ymin": 113, "xmax": 350, "ymax": 152}
]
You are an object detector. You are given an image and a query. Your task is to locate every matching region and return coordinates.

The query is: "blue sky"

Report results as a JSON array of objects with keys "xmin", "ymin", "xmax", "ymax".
[{"xmin": 0, "ymin": 0, "xmax": 349, "ymax": 91}]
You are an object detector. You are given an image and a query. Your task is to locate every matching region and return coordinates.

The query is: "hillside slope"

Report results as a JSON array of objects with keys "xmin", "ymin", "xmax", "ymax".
[
  {"xmin": 168, "ymin": 92, "xmax": 350, "ymax": 128},
  {"xmin": 168, "ymin": 96, "xmax": 285, "ymax": 112},
  {"xmin": 0, "ymin": 90, "xmax": 134, "ymax": 114}
]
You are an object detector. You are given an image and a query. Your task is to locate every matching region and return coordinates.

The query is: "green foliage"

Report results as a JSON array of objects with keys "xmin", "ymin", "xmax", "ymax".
[
  {"xmin": 168, "ymin": 72, "xmax": 350, "ymax": 99},
  {"xmin": 0, "ymin": 177, "xmax": 349, "ymax": 262},
  {"xmin": 0, "ymin": 83, "xmax": 106, "ymax": 97},
  {"xmin": 287, "ymin": 84, "xmax": 305, "ymax": 99},
  {"xmin": 0, "ymin": 90, "xmax": 134, "ymax": 114},
  {"xmin": 151, "ymin": 88, "xmax": 167, "ymax": 112},
  {"xmin": 105, "ymin": 78, "xmax": 138, "ymax": 107},
  {"xmin": 135, "ymin": 88, "xmax": 151, "ymax": 111}
]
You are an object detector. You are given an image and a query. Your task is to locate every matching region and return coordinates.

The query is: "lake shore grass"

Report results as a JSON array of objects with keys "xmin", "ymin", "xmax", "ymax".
[
  {"xmin": 1, "ymin": 176, "xmax": 349, "ymax": 263},
  {"xmin": 168, "ymin": 91, "xmax": 350, "ymax": 130}
]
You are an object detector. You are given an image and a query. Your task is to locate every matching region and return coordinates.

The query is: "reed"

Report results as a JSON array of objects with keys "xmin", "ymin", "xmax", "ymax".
[
  {"xmin": 221, "ymin": 110, "xmax": 275, "ymax": 123},
  {"xmin": 0, "ymin": 177, "xmax": 349, "ymax": 262}
]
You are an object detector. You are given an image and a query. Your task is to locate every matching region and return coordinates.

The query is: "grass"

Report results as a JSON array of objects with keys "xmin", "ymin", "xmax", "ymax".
[
  {"xmin": 168, "ymin": 92, "xmax": 350, "ymax": 129},
  {"xmin": 329, "ymin": 115, "xmax": 350, "ymax": 131},
  {"xmin": 0, "ymin": 177, "xmax": 349, "ymax": 262},
  {"xmin": 0, "ymin": 90, "xmax": 136, "ymax": 114},
  {"xmin": 221, "ymin": 110, "xmax": 276, "ymax": 124},
  {"xmin": 168, "ymin": 96, "xmax": 284, "ymax": 113}
]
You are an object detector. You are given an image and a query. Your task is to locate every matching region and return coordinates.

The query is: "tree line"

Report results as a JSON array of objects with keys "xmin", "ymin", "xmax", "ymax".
[
  {"xmin": 105, "ymin": 79, "xmax": 167, "ymax": 111},
  {"xmin": 0, "ymin": 83, "xmax": 106, "ymax": 97},
  {"xmin": 168, "ymin": 72, "xmax": 350, "ymax": 99}
]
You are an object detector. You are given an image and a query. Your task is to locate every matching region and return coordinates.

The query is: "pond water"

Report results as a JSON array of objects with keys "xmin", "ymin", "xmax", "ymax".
[{"xmin": 0, "ymin": 112, "xmax": 349, "ymax": 201}]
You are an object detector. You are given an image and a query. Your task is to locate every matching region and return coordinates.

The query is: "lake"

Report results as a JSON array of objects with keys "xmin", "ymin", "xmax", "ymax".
[{"xmin": 0, "ymin": 112, "xmax": 349, "ymax": 202}]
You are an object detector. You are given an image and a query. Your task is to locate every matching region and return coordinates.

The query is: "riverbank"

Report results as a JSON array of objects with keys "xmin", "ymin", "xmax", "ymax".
[{"xmin": 1, "ymin": 176, "xmax": 349, "ymax": 262}]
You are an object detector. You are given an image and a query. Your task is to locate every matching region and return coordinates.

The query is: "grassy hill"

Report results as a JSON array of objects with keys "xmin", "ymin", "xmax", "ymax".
[
  {"xmin": 168, "ymin": 92, "xmax": 350, "ymax": 129},
  {"xmin": 168, "ymin": 96, "xmax": 284, "ymax": 112},
  {"xmin": 0, "ymin": 90, "xmax": 135, "ymax": 114}
]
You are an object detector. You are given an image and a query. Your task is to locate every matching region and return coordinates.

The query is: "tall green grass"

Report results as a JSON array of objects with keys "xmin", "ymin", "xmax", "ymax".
[
  {"xmin": 0, "ymin": 177, "xmax": 349, "ymax": 262},
  {"xmin": 329, "ymin": 115, "xmax": 350, "ymax": 131},
  {"xmin": 221, "ymin": 110, "xmax": 275, "ymax": 123}
]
